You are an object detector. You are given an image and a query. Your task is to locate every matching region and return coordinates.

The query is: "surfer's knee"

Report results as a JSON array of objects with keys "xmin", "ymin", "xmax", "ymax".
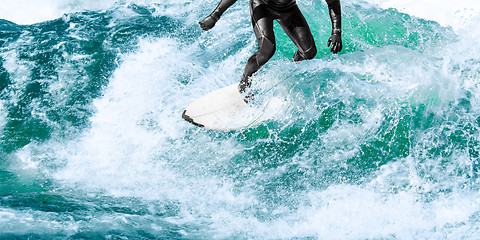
[
  {"xmin": 294, "ymin": 44, "xmax": 317, "ymax": 62},
  {"xmin": 304, "ymin": 44, "xmax": 317, "ymax": 60}
]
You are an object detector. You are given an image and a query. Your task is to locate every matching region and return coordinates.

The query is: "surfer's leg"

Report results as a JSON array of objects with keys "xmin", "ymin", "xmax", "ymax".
[
  {"xmin": 277, "ymin": 5, "xmax": 317, "ymax": 62},
  {"xmin": 239, "ymin": 4, "xmax": 276, "ymax": 94}
]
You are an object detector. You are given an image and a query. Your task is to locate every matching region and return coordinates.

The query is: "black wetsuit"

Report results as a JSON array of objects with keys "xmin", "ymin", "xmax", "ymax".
[{"xmin": 202, "ymin": 0, "xmax": 342, "ymax": 94}]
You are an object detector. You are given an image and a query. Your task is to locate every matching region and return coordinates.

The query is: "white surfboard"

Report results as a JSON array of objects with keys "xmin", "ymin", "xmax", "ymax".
[
  {"xmin": 182, "ymin": 83, "xmax": 287, "ymax": 131},
  {"xmin": 182, "ymin": 83, "xmax": 249, "ymax": 131}
]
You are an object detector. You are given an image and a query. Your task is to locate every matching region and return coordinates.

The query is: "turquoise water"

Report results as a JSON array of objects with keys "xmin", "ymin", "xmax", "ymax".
[{"xmin": 1, "ymin": 0, "xmax": 480, "ymax": 239}]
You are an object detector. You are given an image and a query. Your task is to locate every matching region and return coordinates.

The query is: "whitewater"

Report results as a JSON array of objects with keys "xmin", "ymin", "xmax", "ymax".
[{"xmin": 1, "ymin": 0, "xmax": 480, "ymax": 239}]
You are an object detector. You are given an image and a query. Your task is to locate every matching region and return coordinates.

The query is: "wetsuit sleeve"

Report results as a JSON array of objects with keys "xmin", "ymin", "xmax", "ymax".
[
  {"xmin": 325, "ymin": 0, "xmax": 342, "ymax": 35},
  {"xmin": 210, "ymin": 0, "xmax": 238, "ymax": 20}
]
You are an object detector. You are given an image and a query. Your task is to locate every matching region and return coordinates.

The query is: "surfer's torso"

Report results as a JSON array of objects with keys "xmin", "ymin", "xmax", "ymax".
[{"xmin": 254, "ymin": 0, "xmax": 297, "ymax": 11}]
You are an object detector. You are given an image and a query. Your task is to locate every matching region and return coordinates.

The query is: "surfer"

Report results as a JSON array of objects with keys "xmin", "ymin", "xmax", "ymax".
[{"xmin": 199, "ymin": 0, "xmax": 342, "ymax": 101}]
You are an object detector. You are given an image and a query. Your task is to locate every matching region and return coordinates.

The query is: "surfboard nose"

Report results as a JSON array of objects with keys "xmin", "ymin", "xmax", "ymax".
[{"xmin": 182, "ymin": 110, "xmax": 205, "ymax": 128}]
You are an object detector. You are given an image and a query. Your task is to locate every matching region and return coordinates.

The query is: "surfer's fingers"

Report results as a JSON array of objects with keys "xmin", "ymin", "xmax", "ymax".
[
  {"xmin": 199, "ymin": 22, "xmax": 212, "ymax": 31},
  {"xmin": 330, "ymin": 42, "xmax": 337, "ymax": 53},
  {"xmin": 331, "ymin": 42, "xmax": 339, "ymax": 54},
  {"xmin": 198, "ymin": 21, "xmax": 206, "ymax": 30},
  {"xmin": 198, "ymin": 16, "xmax": 215, "ymax": 31},
  {"xmin": 327, "ymin": 38, "xmax": 332, "ymax": 47}
]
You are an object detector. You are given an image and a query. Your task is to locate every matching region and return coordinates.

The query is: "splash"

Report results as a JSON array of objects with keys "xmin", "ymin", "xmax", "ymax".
[{"xmin": 1, "ymin": 0, "xmax": 480, "ymax": 239}]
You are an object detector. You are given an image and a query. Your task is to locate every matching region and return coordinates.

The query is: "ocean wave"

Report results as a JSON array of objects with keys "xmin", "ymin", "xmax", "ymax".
[{"xmin": 1, "ymin": 0, "xmax": 480, "ymax": 239}]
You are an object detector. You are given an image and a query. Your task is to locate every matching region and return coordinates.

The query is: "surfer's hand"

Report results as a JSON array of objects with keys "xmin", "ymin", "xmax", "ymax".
[
  {"xmin": 327, "ymin": 33, "xmax": 343, "ymax": 54},
  {"xmin": 199, "ymin": 15, "xmax": 218, "ymax": 31}
]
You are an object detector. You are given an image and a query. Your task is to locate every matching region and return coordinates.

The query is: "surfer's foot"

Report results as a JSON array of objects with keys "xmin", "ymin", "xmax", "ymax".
[
  {"xmin": 242, "ymin": 91, "xmax": 254, "ymax": 103},
  {"xmin": 239, "ymin": 85, "xmax": 254, "ymax": 103},
  {"xmin": 238, "ymin": 78, "xmax": 254, "ymax": 103}
]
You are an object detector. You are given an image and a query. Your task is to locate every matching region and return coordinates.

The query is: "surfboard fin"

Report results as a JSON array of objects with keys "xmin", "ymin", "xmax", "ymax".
[{"xmin": 182, "ymin": 110, "xmax": 205, "ymax": 128}]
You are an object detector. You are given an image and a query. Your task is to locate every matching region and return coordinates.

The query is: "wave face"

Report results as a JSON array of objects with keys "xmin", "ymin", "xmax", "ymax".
[{"xmin": 1, "ymin": 0, "xmax": 480, "ymax": 239}]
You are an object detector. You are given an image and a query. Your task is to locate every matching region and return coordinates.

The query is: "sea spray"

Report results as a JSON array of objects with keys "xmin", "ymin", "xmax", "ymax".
[{"xmin": 1, "ymin": 0, "xmax": 480, "ymax": 239}]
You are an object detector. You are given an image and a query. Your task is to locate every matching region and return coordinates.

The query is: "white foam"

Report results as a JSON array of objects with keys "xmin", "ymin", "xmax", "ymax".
[
  {"xmin": 0, "ymin": 0, "xmax": 221, "ymax": 25},
  {"xmin": 2, "ymin": 0, "xmax": 479, "ymax": 29},
  {"xmin": 53, "ymin": 38, "xmax": 190, "ymax": 196},
  {"xmin": 49, "ymin": 35, "xmax": 245, "ymax": 204},
  {"xmin": 0, "ymin": 208, "xmax": 78, "ymax": 236},
  {"xmin": 0, "ymin": 0, "xmax": 118, "ymax": 25},
  {"xmin": 200, "ymin": 182, "xmax": 480, "ymax": 239},
  {"xmin": 3, "ymin": 0, "xmax": 480, "ymax": 238},
  {"xmin": 363, "ymin": 0, "xmax": 480, "ymax": 31},
  {"xmin": 0, "ymin": 101, "xmax": 6, "ymax": 132}
]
